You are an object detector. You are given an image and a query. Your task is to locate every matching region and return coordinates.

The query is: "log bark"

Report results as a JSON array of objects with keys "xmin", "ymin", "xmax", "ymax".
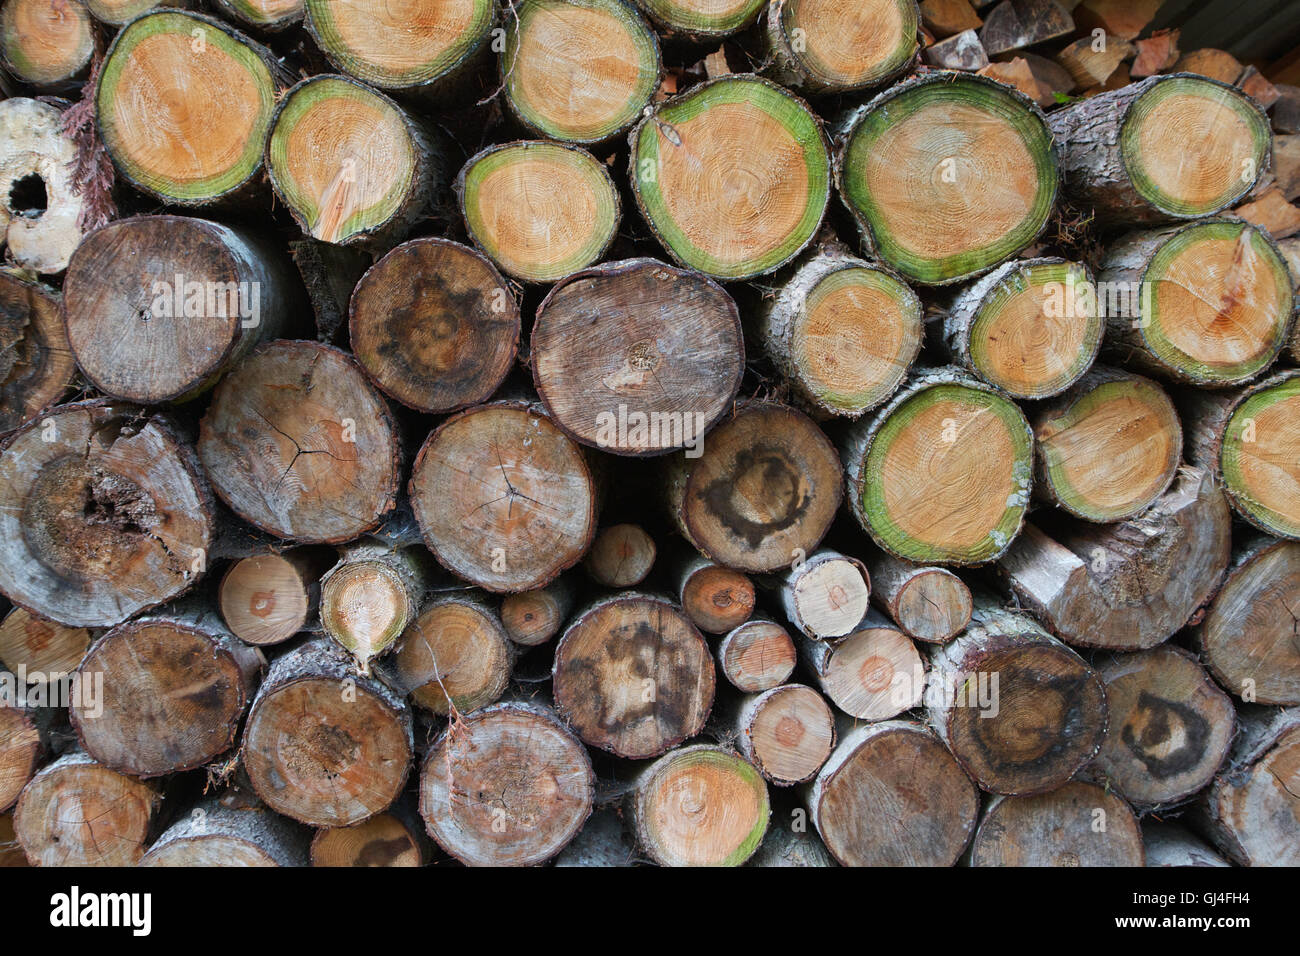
[
  {"xmin": 926, "ymin": 598, "xmax": 1108, "ymax": 795},
  {"xmin": 386, "ymin": 592, "xmax": 513, "ymax": 716},
  {"xmin": 834, "ymin": 72, "xmax": 1058, "ymax": 286},
  {"xmin": 807, "ymin": 719, "xmax": 979, "ymax": 866},
  {"xmin": 409, "ymin": 400, "xmax": 598, "ymax": 592},
  {"xmin": 798, "ymin": 609, "xmax": 923, "ymax": 720},
  {"xmin": 629, "ymin": 744, "xmax": 769, "ymax": 866},
  {"xmin": 633, "ymin": 0, "xmax": 763, "ymax": 38},
  {"xmin": 0, "ymin": 0, "xmax": 93, "ymax": 90},
  {"xmin": 531, "ymin": 258, "xmax": 743, "ymax": 455},
  {"xmin": 1188, "ymin": 706, "xmax": 1300, "ymax": 866},
  {"xmin": 86, "ymin": 0, "xmax": 194, "ymax": 25},
  {"xmin": 937, "ymin": 257, "xmax": 1101, "ymax": 400},
  {"xmin": 978, "ymin": 0, "xmax": 1072, "ymax": 55},
  {"xmin": 1193, "ymin": 535, "xmax": 1300, "ymax": 706},
  {"xmin": 349, "ymin": 237, "xmax": 518, "ymax": 415},
  {"xmin": 840, "ymin": 366, "xmax": 1034, "ymax": 566},
  {"xmin": 629, "ymin": 75, "xmax": 830, "ymax": 279},
  {"xmin": 968, "ymin": 780, "xmax": 1145, "ymax": 866},
  {"xmin": 1031, "ymin": 365, "xmax": 1182, "ymax": 523},
  {"xmin": 777, "ymin": 548, "xmax": 869, "ymax": 640},
  {"xmin": 319, "ymin": 541, "xmax": 431, "ymax": 668},
  {"xmin": 13, "ymin": 750, "xmax": 161, "ymax": 866},
  {"xmin": 70, "ymin": 603, "xmax": 265, "ymax": 778},
  {"xmin": 198, "ymin": 340, "xmax": 401, "ymax": 545},
  {"xmin": 419, "ymin": 699, "xmax": 595, "ymax": 867},
  {"xmin": 664, "ymin": 401, "xmax": 841, "ymax": 573},
  {"xmin": 763, "ymin": 0, "xmax": 919, "ymax": 94},
  {"xmin": 746, "ymin": 815, "xmax": 835, "ymax": 867},
  {"xmin": 0, "ymin": 272, "xmax": 75, "ymax": 436},
  {"xmin": 759, "ymin": 240, "xmax": 923, "ymax": 417},
  {"xmin": 923, "ymin": 29, "xmax": 989, "ymax": 70},
  {"xmin": 728, "ymin": 683, "xmax": 835, "ymax": 786},
  {"xmin": 1046, "ymin": 75, "xmax": 1270, "ymax": 225},
  {"xmin": 1056, "ymin": 36, "xmax": 1133, "ymax": 89},
  {"xmin": 1092, "ymin": 644, "xmax": 1235, "ymax": 809},
  {"xmin": 291, "ymin": 238, "xmax": 370, "ymax": 343},
  {"xmin": 218, "ymin": 548, "xmax": 333, "ymax": 647},
  {"xmin": 1097, "ymin": 219, "xmax": 1292, "ymax": 387},
  {"xmin": 553, "ymin": 805, "xmax": 638, "ymax": 867},
  {"xmin": 96, "ymin": 10, "xmax": 282, "ymax": 206},
  {"xmin": 140, "ymin": 797, "xmax": 310, "ymax": 866},
  {"xmin": 0, "ymin": 607, "xmax": 89, "ymax": 683},
  {"xmin": 552, "ymin": 593, "xmax": 715, "ymax": 759},
  {"xmin": 585, "ymin": 523, "xmax": 657, "ymax": 588},
  {"xmin": 673, "ymin": 554, "xmax": 754, "ymax": 635},
  {"xmin": 242, "ymin": 638, "xmax": 412, "ymax": 827},
  {"xmin": 1180, "ymin": 369, "xmax": 1300, "ymax": 540},
  {"xmin": 0, "ymin": 99, "xmax": 86, "ymax": 273},
  {"xmin": 997, "ymin": 465, "xmax": 1232, "ymax": 650},
  {"xmin": 716, "ymin": 616, "xmax": 796, "ymax": 692},
  {"xmin": 0, "ymin": 400, "xmax": 214, "ymax": 628},
  {"xmin": 500, "ymin": 576, "xmax": 575, "ymax": 648},
  {"xmin": 267, "ymin": 74, "xmax": 452, "ymax": 249},
  {"xmin": 0, "ymin": 689, "xmax": 45, "ymax": 813},
  {"xmin": 1141, "ymin": 822, "xmax": 1230, "ymax": 867},
  {"xmin": 63, "ymin": 215, "xmax": 296, "ymax": 403},
  {"xmin": 864, "ymin": 550, "xmax": 971, "ymax": 644}
]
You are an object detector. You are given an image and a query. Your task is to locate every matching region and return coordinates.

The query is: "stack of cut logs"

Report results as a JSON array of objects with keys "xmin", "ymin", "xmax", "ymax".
[{"xmin": 1, "ymin": 0, "xmax": 1299, "ymax": 869}]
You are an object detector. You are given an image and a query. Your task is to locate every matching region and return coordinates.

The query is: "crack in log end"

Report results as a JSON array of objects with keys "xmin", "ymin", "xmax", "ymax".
[
  {"xmin": 280, "ymin": 721, "xmax": 361, "ymax": 786},
  {"xmin": 21, "ymin": 455, "xmax": 160, "ymax": 581}
]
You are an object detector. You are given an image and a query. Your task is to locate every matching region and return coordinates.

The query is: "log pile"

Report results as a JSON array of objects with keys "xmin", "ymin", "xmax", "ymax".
[{"xmin": 0, "ymin": 0, "xmax": 1298, "ymax": 869}]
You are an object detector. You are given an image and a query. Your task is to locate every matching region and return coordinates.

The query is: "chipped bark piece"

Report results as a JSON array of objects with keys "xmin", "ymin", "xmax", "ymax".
[
  {"xmin": 0, "ymin": 694, "xmax": 44, "ymax": 813},
  {"xmin": 420, "ymin": 699, "xmax": 594, "ymax": 867},
  {"xmin": 630, "ymin": 744, "xmax": 768, "ymax": 866},
  {"xmin": 926, "ymin": 599, "xmax": 1107, "ymax": 794},
  {"xmin": 1031, "ymin": 366, "xmax": 1181, "ymax": 523},
  {"xmin": 1093, "ymin": 645, "xmax": 1235, "ymax": 808},
  {"xmin": 500, "ymin": 576, "xmax": 575, "ymax": 648},
  {"xmin": 0, "ymin": 99, "xmax": 86, "ymax": 274},
  {"xmin": 1275, "ymin": 83, "xmax": 1300, "ymax": 134},
  {"xmin": 1048, "ymin": 75, "xmax": 1270, "ymax": 226},
  {"xmin": 798, "ymin": 610, "xmax": 923, "ymax": 720},
  {"xmin": 388, "ymin": 593, "xmax": 512, "ymax": 716},
  {"xmin": 920, "ymin": 0, "xmax": 981, "ymax": 37},
  {"xmin": 729, "ymin": 683, "xmax": 835, "ymax": 786},
  {"xmin": 97, "ymin": 11, "xmax": 280, "ymax": 206},
  {"xmin": 1181, "ymin": 369, "xmax": 1300, "ymax": 540},
  {"xmin": 938, "ymin": 258, "xmax": 1101, "ymax": 400},
  {"xmin": 350, "ymin": 238, "xmax": 517, "ymax": 415},
  {"xmin": 632, "ymin": 0, "xmax": 763, "ymax": 38},
  {"xmin": 778, "ymin": 549, "xmax": 870, "ymax": 640},
  {"xmin": 979, "ymin": 57, "xmax": 1053, "ymax": 107},
  {"xmin": 198, "ymin": 340, "xmax": 400, "ymax": 545},
  {"xmin": 1131, "ymin": 29, "xmax": 1180, "ymax": 78},
  {"xmin": 1173, "ymin": 48, "xmax": 1243, "ymax": 85},
  {"xmin": 218, "ymin": 549, "xmax": 332, "ymax": 647},
  {"xmin": 311, "ymin": 805, "xmax": 430, "ymax": 867},
  {"xmin": 141, "ymin": 799, "xmax": 310, "ymax": 866},
  {"xmin": 0, "ymin": 272, "xmax": 74, "ymax": 436},
  {"xmin": 1189, "ymin": 705, "xmax": 1300, "ymax": 866},
  {"xmin": 836, "ymin": 73, "xmax": 1058, "ymax": 286},
  {"xmin": 0, "ymin": 400, "xmax": 214, "ymax": 628},
  {"xmin": 841, "ymin": 367, "xmax": 1034, "ymax": 566},
  {"xmin": 458, "ymin": 141, "xmax": 621, "ymax": 284},
  {"xmin": 268, "ymin": 74, "xmax": 451, "ymax": 249},
  {"xmin": 764, "ymin": 0, "xmax": 919, "ymax": 94},
  {"xmin": 14, "ymin": 750, "xmax": 161, "ymax": 866},
  {"xmin": 997, "ymin": 466, "xmax": 1231, "ymax": 651},
  {"xmin": 242, "ymin": 639, "xmax": 412, "ymax": 827},
  {"xmin": 212, "ymin": 0, "xmax": 303, "ymax": 31},
  {"xmin": 978, "ymin": 0, "xmax": 1073, "ymax": 56},
  {"xmin": 674, "ymin": 555, "xmax": 754, "ymax": 635},
  {"xmin": 809, "ymin": 720, "xmax": 978, "ymax": 866},
  {"xmin": 0, "ymin": 607, "xmax": 89, "ymax": 682},
  {"xmin": 760, "ymin": 241, "xmax": 923, "ymax": 418},
  {"xmin": 552, "ymin": 593, "xmax": 714, "ymax": 759},
  {"xmin": 409, "ymin": 401, "xmax": 597, "ymax": 592},
  {"xmin": 585, "ymin": 524, "xmax": 656, "ymax": 588},
  {"xmin": 969, "ymin": 781, "xmax": 1145, "ymax": 866},
  {"xmin": 1141, "ymin": 823, "xmax": 1230, "ymax": 867},
  {"xmin": 1235, "ymin": 187, "xmax": 1300, "ymax": 239},
  {"xmin": 747, "ymin": 815, "xmax": 834, "ymax": 867},
  {"xmin": 305, "ymin": 0, "xmax": 495, "ymax": 94},
  {"xmin": 629, "ymin": 76, "xmax": 830, "ymax": 280},
  {"xmin": 865, "ymin": 551, "xmax": 971, "ymax": 644},
  {"xmin": 64, "ymin": 216, "xmax": 294, "ymax": 403},
  {"xmin": 1236, "ymin": 65, "xmax": 1280, "ymax": 110},
  {"xmin": 923, "ymin": 29, "xmax": 989, "ymax": 70},
  {"xmin": 504, "ymin": 0, "xmax": 661, "ymax": 144},
  {"xmin": 1193, "ymin": 535, "xmax": 1300, "ymax": 705},
  {"xmin": 531, "ymin": 258, "xmax": 743, "ymax": 455},
  {"xmin": 1271, "ymin": 134, "xmax": 1300, "ymax": 201},
  {"xmin": 0, "ymin": 0, "xmax": 93, "ymax": 89},
  {"xmin": 1071, "ymin": 0, "xmax": 1157, "ymax": 40},
  {"xmin": 320, "ymin": 542, "xmax": 430, "ymax": 667},
  {"xmin": 1056, "ymin": 35, "xmax": 1132, "ymax": 88},
  {"xmin": 291, "ymin": 239, "xmax": 370, "ymax": 344},
  {"xmin": 70, "ymin": 606, "xmax": 264, "ymax": 778},
  {"xmin": 664, "ymin": 402, "xmax": 841, "ymax": 573},
  {"xmin": 716, "ymin": 617, "xmax": 796, "ymax": 692},
  {"xmin": 1096, "ymin": 220, "xmax": 1291, "ymax": 385}
]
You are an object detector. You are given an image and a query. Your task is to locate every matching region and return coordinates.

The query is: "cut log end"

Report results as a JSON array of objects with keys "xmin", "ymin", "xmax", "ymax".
[
  {"xmin": 218, "ymin": 551, "xmax": 321, "ymax": 647},
  {"xmin": 969, "ymin": 781, "xmax": 1145, "ymax": 866},
  {"xmin": 390, "ymin": 595, "xmax": 512, "ymax": 716},
  {"xmin": 634, "ymin": 0, "xmax": 763, "ymax": 37},
  {"xmin": 869, "ymin": 557, "xmax": 973, "ymax": 644},
  {"xmin": 782, "ymin": 549, "xmax": 870, "ymax": 639},
  {"xmin": 768, "ymin": 0, "xmax": 919, "ymax": 93},
  {"xmin": 735, "ymin": 684, "xmax": 835, "ymax": 786},
  {"xmin": 141, "ymin": 801, "xmax": 309, "ymax": 867},
  {"xmin": 802, "ymin": 614, "xmax": 923, "ymax": 720},
  {"xmin": 680, "ymin": 562, "xmax": 755, "ymax": 634},
  {"xmin": 0, "ymin": 607, "xmax": 90, "ymax": 681},
  {"xmin": 1, "ymin": 0, "xmax": 93, "ymax": 88},
  {"xmin": 1216, "ymin": 373, "xmax": 1300, "ymax": 539},
  {"xmin": 499, "ymin": 578, "xmax": 574, "ymax": 647},
  {"xmin": 585, "ymin": 524, "xmax": 656, "ymax": 589},
  {"xmin": 717, "ymin": 618, "xmax": 796, "ymax": 692},
  {"xmin": 311, "ymin": 811, "xmax": 426, "ymax": 867},
  {"xmin": 0, "ymin": 100, "xmax": 87, "ymax": 273},
  {"xmin": 0, "ymin": 701, "xmax": 42, "ymax": 813}
]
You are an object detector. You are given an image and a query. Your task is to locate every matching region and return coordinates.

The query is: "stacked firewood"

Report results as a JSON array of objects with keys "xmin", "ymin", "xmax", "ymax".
[{"xmin": 0, "ymin": 0, "xmax": 1298, "ymax": 868}]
